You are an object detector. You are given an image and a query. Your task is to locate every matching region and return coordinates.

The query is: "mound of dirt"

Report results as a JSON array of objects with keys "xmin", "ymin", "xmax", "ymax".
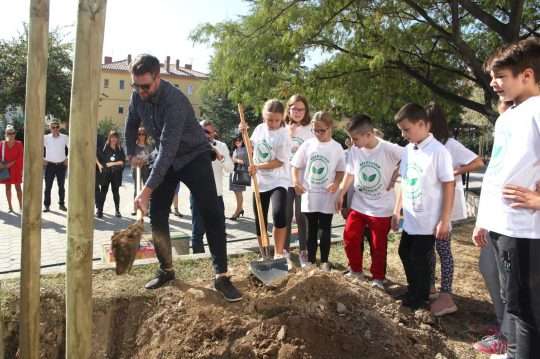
[
  {"xmin": 3, "ymin": 271, "xmax": 459, "ymax": 359},
  {"xmin": 106, "ymin": 271, "xmax": 454, "ymax": 359}
]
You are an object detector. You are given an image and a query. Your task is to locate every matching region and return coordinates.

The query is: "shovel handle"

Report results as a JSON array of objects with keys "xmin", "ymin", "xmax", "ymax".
[
  {"xmin": 238, "ymin": 104, "xmax": 269, "ymax": 248},
  {"xmin": 136, "ymin": 166, "xmax": 144, "ymax": 223}
]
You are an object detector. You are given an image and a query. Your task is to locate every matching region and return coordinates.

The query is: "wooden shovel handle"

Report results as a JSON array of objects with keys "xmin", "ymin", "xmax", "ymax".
[
  {"xmin": 136, "ymin": 166, "xmax": 144, "ymax": 223},
  {"xmin": 238, "ymin": 104, "xmax": 269, "ymax": 248}
]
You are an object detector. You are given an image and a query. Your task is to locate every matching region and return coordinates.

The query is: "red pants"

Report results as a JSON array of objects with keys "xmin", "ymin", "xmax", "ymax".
[{"xmin": 343, "ymin": 210, "xmax": 391, "ymax": 280}]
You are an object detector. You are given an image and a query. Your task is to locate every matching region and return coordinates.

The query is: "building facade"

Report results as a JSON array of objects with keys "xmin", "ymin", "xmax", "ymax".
[{"xmin": 98, "ymin": 55, "xmax": 208, "ymax": 129}]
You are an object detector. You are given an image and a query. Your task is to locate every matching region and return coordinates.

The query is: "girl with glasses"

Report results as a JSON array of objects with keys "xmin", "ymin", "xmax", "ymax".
[{"xmin": 96, "ymin": 130, "xmax": 126, "ymax": 218}]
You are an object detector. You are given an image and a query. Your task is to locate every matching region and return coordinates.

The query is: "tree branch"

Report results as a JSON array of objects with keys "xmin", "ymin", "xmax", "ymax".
[{"xmin": 458, "ymin": 0, "xmax": 510, "ymax": 41}]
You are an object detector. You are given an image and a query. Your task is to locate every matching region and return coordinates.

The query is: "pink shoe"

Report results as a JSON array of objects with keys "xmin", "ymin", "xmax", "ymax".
[
  {"xmin": 430, "ymin": 293, "xmax": 458, "ymax": 316},
  {"xmin": 473, "ymin": 333, "xmax": 507, "ymax": 355}
]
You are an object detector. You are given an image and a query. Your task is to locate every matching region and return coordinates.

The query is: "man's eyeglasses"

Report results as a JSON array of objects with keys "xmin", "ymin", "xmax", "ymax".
[
  {"xmin": 312, "ymin": 128, "xmax": 329, "ymax": 134},
  {"xmin": 131, "ymin": 83, "xmax": 152, "ymax": 92}
]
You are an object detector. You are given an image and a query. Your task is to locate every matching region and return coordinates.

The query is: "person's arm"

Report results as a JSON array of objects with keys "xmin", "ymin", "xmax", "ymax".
[
  {"xmin": 391, "ymin": 186, "xmax": 402, "ymax": 231},
  {"xmin": 435, "ymin": 181, "xmax": 455, "ymax": 240},
  {"xmin": 145, "ymin": 97, "xmax": 189, "ymax": 191},
  {"xmin": 219, "ymin": 142, "xmax": 234, "ymax": 173},
  {"xmin": 96, "ymin": 159, "xmax": 103, "ymax": 172},
  {"xmin": 328, "ymin": 171, "xmax": 344, "ymax": 193},
  {"xmin": 336, "ymin": 174, "xmax": 354, "ymax": 212},
  {"xmin": 124, "ymin": 93, "xmax": 142, "ymax": 163},
  {"xmin": 291, "ymin": 166, "xmax": 305, "ymax": 195},
  {"xmin": 454, "ymin": 156, "xmax": 484, "ymax": 176}
]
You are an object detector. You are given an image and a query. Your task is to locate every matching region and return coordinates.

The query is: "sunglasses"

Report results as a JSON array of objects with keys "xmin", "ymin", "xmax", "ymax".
[
  {"xmin": 313, "ymin": 128, "xmax": 329, "ymax": 134},
  {"xmin": 51, "ymin": 125, "xmax": 60, "ymax": 129},
  {"xmin": 138, "ymin": 132, "xmax": 146, "ymax": 136},
  {"xmin": 131, "ymin": 83, "xmax": 152, "ymax": 91}
]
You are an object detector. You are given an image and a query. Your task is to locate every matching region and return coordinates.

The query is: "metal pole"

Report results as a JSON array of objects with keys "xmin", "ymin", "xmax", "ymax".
[
  {"xmin": 19, "ymin": 1, "xmax": 49, "ymax": 358},
  {"xmin": 65, "ymin": 1, "xmax": 107, "ymax": 358}
]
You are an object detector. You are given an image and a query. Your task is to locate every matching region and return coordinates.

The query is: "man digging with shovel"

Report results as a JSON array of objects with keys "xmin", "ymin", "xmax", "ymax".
[{"xmin": 125, "ymin": 54, "xmax": 242, "ymax": 302}]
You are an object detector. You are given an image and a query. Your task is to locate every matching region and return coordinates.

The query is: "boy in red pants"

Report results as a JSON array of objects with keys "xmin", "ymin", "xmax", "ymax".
[{"xmin": 337, "ymin": 114, "xmax": 403, "ymax": 289}]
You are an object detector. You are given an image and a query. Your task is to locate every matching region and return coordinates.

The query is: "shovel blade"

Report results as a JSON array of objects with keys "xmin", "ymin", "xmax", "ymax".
[{"xmin": 250, "ymin": 257, "xmax": 288, "ymax": 286}]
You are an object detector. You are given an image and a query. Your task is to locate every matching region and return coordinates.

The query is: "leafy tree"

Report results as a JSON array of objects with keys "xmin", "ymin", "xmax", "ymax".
[
  {"xmin": 0, "ymin": 27, "xmax": 72, "ymax": 122},
  {"xmin": 192, "ymin": 0, "xmax": 539, "ymax": 128}
]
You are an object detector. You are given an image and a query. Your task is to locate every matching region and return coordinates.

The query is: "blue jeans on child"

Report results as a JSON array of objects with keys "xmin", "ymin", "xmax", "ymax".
[{"xmin": 190, "ymin": 194, "xmax": 225, "ymax": 254}]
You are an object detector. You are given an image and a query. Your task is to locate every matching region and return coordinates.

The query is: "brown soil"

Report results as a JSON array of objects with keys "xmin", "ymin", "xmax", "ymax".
[{"xmin": 2, "ymin": 221, "xmax": 494, "ymax": 358}]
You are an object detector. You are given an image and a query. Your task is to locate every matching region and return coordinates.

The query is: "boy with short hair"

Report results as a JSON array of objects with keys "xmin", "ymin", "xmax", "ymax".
[
  {"xmin": 394, "ymin": 103, "xmax": 455, "ymax": 310},
  {"xmin": 473, "ymin": 37, "xmax": 540, "ymax": 359},
  {"xmin": 336, "ymin": 114, "xmax": 403, "ymax": 289}
]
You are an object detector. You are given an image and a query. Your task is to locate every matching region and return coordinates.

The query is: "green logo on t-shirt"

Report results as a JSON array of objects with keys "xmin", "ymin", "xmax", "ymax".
[
  {"xmin": 404, "ymin": 163, "xmax": 423, "ymax": 210},
  {"xmin": 255, "ymin": 140, "xmax": 272, "ymax": 164},
  {"xmin": 487, "ymin": 132, "xmax": 510, "ymax": 175},
  {"xmin": 355, "ymin": 161, "xmax": 383, "ymax": 198},
  {"xmin": 307, "ymin": 154, "xmax": 330, "ymax": 185}
]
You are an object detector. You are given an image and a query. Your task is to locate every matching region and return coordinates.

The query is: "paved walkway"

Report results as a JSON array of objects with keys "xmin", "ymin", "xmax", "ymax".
[{"xmin": 0, "ymin": 168, "xmax": 345, "ymax": 277}]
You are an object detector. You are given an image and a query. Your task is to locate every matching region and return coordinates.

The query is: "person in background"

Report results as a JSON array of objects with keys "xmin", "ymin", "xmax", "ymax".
[
  {"xmin": 291, "ymin": 111, "xmax": 345, "ymax": 272},
  {"xmin": 284, "ymin": 94, "xmax": 313, "ymax": 267},
  {"xmin": 229, "ymin": 136, "xmax": 248, "ymax": 220},
  {"xmin": 43, "ymin": 119, "xmax": 68, "ymax": 212},
  {"xmin": 131, "ymin": 127, "xmax": 153, "ymax": 216},
  {"xmin": 190, "ymin": 120, "xmax": 233, "ymax": 254},
  {"xmin": 96, "ymin": 130, "xmax": 125, "ymax": 218},
  {"xmin": 0, "ymin": 125, "xmax": 23, "ymax": 213},
  {"xmin": 426, "ymin": 102, "xmax": 485, "ymax": 317},
  {"xmin": 171, "ymin": 183, "xmax": 184, "ymax": 217}
]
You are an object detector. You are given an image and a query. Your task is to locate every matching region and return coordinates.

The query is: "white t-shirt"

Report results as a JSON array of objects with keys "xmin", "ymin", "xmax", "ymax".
[
  {"xmin": 288, "ymin": 123, "xmax": 314, "ymax": 160},
  {"xmin": 43, "ymin": 133, "xmax": 69, "ymax": 163},
  {"xmin": 346, "ymin": 139, "xmax": 404, "ymax": 217},
  {"xmin": 400, "ymin": 134, "xmax": 454, "ymax": 235},
  {"xmin": 444, "ymin": 138, "xmax": 479, "ymax": 221},
  {"xmin": 251, "ymin": 123, "xmax": 291, "ymax": 192},
  {"xmin": 476, "ymin": 95, "xmax": 540, "ymax": 239},
  {"xmin": 211, "ymin": 140, "xmax": 233, "ymax": 196},
  {"xmin": 291, "ymin": 138, "xmax": 345, "ymax": 214}
]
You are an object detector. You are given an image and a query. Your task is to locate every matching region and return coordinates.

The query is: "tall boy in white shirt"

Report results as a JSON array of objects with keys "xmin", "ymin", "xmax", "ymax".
[
  {"xmin": 473, "ymin": 37, "xmax": 540, "ymax": 359},
  {"xmin": 336, "ymin": 114, "xmax": 403, "ymax": 289},
  {"xmin": 394, "ymin": 103, "xmax": 454, "ymax": 310}
]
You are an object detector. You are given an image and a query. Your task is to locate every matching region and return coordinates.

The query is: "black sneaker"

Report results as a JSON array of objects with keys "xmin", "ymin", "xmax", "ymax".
[
  {"xmin": 214, "ymin": 276, "xmax": 242, "ymax": 302},
  {"xmin": 115, "ymin": 211, "xmax": 121, "ymax": 218},
  {"xmin": 96, "ymin": 210, "xmax": 103, "ymax": 218},
  {"xmin": 59, "ymin": 204, "xmax": 67, "ymax": 211},
  {"xmin": 43, "ymin": 207, "xmax": 50, "ymax": 213},
  {"xmin": 144, "ymin": 269, "xmax": 175, "ymax": 290}
]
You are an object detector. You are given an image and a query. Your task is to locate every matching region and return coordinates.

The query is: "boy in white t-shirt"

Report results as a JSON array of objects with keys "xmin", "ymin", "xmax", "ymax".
[
  {"xmin": 336, "ymin": 114, "xmax": 403, "ymax": 289},
  {"xmin": 473, "ymin": 37, "xmax": 540, "ymax": 359},
  {"xmin": 291, "ymin": 111, "xmax": 345, "ymax": 271},
  {"xmin": 394, "ymin": 103, "xmax": 455, "ymax": 310}
]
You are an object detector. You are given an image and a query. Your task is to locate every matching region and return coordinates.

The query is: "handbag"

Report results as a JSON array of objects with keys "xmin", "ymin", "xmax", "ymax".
[
  {"xmin": 0, "ymin": 141, "xmax": 10, "ymax": 181},
  {"xmin": 231, "ymin": 164, "xmax": 251, "ymax": 186}
]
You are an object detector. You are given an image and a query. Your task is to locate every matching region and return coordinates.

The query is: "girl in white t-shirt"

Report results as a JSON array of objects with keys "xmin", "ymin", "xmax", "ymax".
[
  {"xmin": 247, "ymin": 99, "xmax": 291, "ymax": 261},
  {"xmin": 426, "ymin": 102, "xmax": 484, "ymax": 316},
  {"xmin": 284, "ymin": 94, "xmax": 314, "ymax": 267},
  {"xmin": 291, "ymin": 111, "xmax": 345, "ymax": 271}
]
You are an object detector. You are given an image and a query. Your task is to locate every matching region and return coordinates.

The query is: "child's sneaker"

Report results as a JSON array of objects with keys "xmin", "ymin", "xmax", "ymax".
[
  {"xmin": 283, "ymin": 250, "xmax": 294, "ymax": 271},
  {"xmin": 299, "ymin": 250, "xmax": 309, "ymax": 268},
  {"xmin": 473, "ymin": 333, "xmax": 507, "ymax": 355},
  {"xmin": 320, "ymin": 262, "xmax": 331, "ymax": 272},
  {"xmin": 371, "ymin": 279, "xmax": 385, "ymax": 291},
  {"xmin": 344, "ymin": 270, "xmax": 365, "ymax": 282}
]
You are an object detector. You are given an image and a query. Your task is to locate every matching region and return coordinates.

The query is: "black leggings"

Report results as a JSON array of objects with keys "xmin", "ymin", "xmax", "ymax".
[
  {"xmin": 98, "ymin": 172, "xmax": 122, "ymax": 211},
  {"xmin": 304, "ymin": 212, "xmax": 333, "ymax": 263},
  {"xmin": 253, "ymin": 187, "xmax": 287, "ymax": 236}
]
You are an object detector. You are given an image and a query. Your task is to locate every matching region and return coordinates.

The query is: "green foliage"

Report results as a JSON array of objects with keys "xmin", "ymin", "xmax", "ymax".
[
  {"xmin": 0, "ymin": 27, "xmax": 72, "ymax": 121},
  {"xmin": 192, "ymin": 0, "xmax": 539, "ymax": 129}
]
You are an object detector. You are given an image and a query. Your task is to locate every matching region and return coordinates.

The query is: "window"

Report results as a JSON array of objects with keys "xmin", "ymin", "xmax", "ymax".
[
  {"xmin": 104, "ymin": 79, "xmax": 109, "ymax": 88},
  {"xmin": 119, "ymin": 80, "xmax": 125, "ymax": 90},
  {"xmin": 187, "ymin": 85, "xmax": 194, "ymax": 96},
  {"xmin": 118, "ymin": 106, "xmax": 124, "ymax": 114}
]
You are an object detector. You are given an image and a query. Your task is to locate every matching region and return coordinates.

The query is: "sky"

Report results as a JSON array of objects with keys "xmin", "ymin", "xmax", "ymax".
[{"xmin": 0, "ymin": 0, "xmax": 250, "ymax": 73}]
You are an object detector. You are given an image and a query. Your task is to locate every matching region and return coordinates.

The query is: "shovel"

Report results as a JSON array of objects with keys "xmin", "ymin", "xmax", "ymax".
[
  {"xmin": 238, "ymin": 104, "xmax": 288, "ymax": 286},
  {"xmin": 111, "ymin": 166, "xmax": 144, "ymax": 274}
]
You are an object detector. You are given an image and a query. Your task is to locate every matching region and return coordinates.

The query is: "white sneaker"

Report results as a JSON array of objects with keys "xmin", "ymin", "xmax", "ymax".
[
  {"xmin": 282, "ymin": 250, "xmax": 294, "ymax": 271},
  {"xmin": 371, "ymin": 279, "xmax": 385, "ymax": 290},
  {"xmin": 344, "ymin": 271, "xmax": 365, "ymax": 281},
  {"xmin": 299, "ymin": 250, "xmax": 309, "ymax": 268},
  {"xmin": 490, "ymin": 354, "xmax": 509, "ymax": 359},
  {"xmin": 320, "ymin": 262, "xmax": 331, "ymax": 272}
]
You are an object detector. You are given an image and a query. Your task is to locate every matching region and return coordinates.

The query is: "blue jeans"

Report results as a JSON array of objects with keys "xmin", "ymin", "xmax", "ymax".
[{"xmin": 191, "ymin": 194, "xmax": 225, "ymax": 254}]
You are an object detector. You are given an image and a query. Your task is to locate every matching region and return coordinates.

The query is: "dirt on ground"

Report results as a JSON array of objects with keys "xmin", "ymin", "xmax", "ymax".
[{"xmin": 2, "ymin": 221, "xmax": 495, "ymax": 358}]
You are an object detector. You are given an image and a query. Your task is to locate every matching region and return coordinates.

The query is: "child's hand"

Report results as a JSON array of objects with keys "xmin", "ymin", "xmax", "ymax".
[
  {"xmin": 335, "ymin": 194, "xmax": 344, "ymax": 212},
  {"xmin": 248, "ymin": 164, "xmax": 258, "ymax": 176},
  {"xmin": 238, "ymin": 123, "xmax": 249, "ymax": 132},
  {"xmin": 326, "ymin": 182, "xmax": 338, "ymax": 193},
  {"xmin": 472, "ymin": 227, "xmax": 488, "ymax": 247},
  {"xmin": 435, "ymin": 220, "xmax": 450, "ymax": 240},
  {"xmin": 341, "ymin": 208, "xmax": 350, "ymax": 220},
  {"xmin": 293, "ymin": 182, "xmax": 305, "ymax": 195},
  {"xmin": 503, "ymin": 184, "xmax": 540, "ymax": 210},
  {"xmin": 391, "ymin": 214, "xmax": 400, "ymax": 231}
]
